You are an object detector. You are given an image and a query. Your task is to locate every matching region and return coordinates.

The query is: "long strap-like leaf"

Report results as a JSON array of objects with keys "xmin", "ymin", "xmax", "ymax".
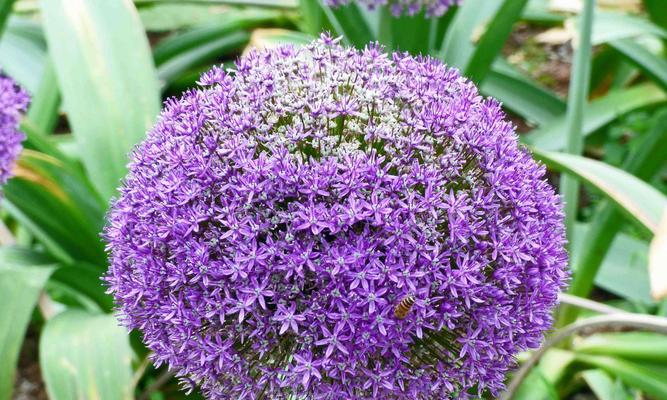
[
  {"xmin": 0, "ymin": 250, "xmax": 55, "ymax": 400},
  {"xmin": 560, "ymin": 0, "xmax": 594, "ymax": 250},
  {"xmin": 0, "ymin": 0, "xmax": 16, "ymax": 40},
  {"xmin": 464, "ymin": 0, "xmax": 528, "ymax": 83},
  {"xmin": 40, "ymin": 0, "xmax": 161, "ymax": 202},
  {"xmin": 558, "ymin": 110, "xmax": 667, "ymax": 326}
]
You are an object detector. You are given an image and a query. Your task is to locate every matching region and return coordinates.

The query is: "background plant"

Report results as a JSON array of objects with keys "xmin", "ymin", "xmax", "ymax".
[{"xmin": 0, "ymin": 0, "xmax": 665, "ymax": 399}]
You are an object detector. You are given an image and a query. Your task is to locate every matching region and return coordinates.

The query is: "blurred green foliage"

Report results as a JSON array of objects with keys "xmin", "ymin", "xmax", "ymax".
[{"xmin": 0, "ymin": 0, "xmax": 666, "ymax": 399}]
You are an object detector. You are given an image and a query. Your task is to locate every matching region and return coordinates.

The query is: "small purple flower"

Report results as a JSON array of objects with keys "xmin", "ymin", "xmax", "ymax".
[
  {"xmin": 274, "ymin": 302, "xmax": 306, "ymax": 335},
  {"xmin": 0, "ymin": 73, "xmax": 28, "ymax": 186},
  {"xmin": 105, "ymin": 35, "xmax": 568, "ymax": 399},
  {"xmin": 293, "ymin": 351, "xmax": 323, "ymax": 388},
  {"xmin": 239, "ymin": 277, "xmax": 274, "ymax": 309},
  {"xmin": 325, "ymin": 0, "xmax": 462, "ymax": 17},
  {"xmin": 316, "ymin": 322, "xmax": 350, "ymax": 358}
]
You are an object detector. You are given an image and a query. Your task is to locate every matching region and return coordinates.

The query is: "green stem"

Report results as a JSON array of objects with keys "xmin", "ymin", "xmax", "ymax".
[
  {"xmin": 428, "ymin": 18, "xmax": 439, "ymax": 53},
  {"xmin": 504, "ymin": 313, "xmax": 667, "ymax": 400},
  {"xmin": 560, "ymin": 0, "xmax": 594, "ymax": 250}
]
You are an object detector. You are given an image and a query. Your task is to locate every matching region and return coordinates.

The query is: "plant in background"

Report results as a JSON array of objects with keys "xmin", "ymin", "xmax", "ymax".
[
  {"xmin": 325, "ymin": 0, "xmax": 461, "ymax": 17},
  {"xmin": 105, "ymin": 34, "xmax": 567, "ymax": 399},
  {"xmin": 0, "ymin": 73, "xmax": 28, "ymax": 186},
  {"xmin": 3, "ymin": 0, "xmax": 667, "ymax": 399}
]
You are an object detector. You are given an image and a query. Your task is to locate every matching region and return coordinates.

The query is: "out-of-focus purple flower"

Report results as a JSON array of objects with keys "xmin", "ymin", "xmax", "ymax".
[
  {"xmin": 0, "ymin": 73, "xmax": 28, "ymax": 186},
  {"xmin": 325, "ymin": 0, "xmax": 461, "ymax": 17},
  {"xmin": 105, "ymin": 34, "xmax": 568, "ymax": 399}
]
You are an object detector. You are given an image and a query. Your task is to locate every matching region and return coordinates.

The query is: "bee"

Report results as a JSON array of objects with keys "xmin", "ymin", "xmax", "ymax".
[{"xmin": 394, "ymin": 295, "xmax": 416, "ymax": 320}]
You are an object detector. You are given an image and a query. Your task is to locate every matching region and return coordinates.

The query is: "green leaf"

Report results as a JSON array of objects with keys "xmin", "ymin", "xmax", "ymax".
[
  {"xmin": 440, "ymin": 0, "xmax": 502, "ymax": 70},
  {"xmin": 3, "ymin": 151, "xmax": 106, "ymax": 265},
  {"xmin": 464, "ymin": 0, "xmax": 528, "ymax": 83},
  {"xmin": 329, "ymin": 2, "xmax": 373, "ymax": 48},
  {"xmin": 513, "ymin": 366, "xmax": 558, "ymax": 400},
  {"xmin": 533, "ymin": 150, "xmax": 667, "ymax": 235},
  {"xmin": 589, "ymin": 11, "xmax": 667, "ymax": 45},
  {"xmin": 41, "ymin": 0, "xmax": 161, "ymax": 201},
  {"xmin": 610, "ymin": 39, "xmax": 667, "ymax": 92},
  {"xmin": 152, "ymin": 9, "xmax": 281, "ymax": 86},
  {"xmin": 1, "ymin": 16, "xmax": 45, "ymax": 46},
  {"xmin": 160, "ymin": 63, "xmax": 225, "ymax": 96},
  {"xmin": 51, "ymin": 262, "xmax": 113, "ymax": 312},
  {"xmin": 558, "ymin": 109, "xmax": 667, "ymax": 325},
  {"xmin": 298, "ymin": 0, "xmax": 329, "ymax": 37},
  {"xmin": 0, "ymin": 0, "xmax": 16, "ymax": 38},
  {"xmin": 430, "ymin": 7, "xmax": 458, "ymax": 51},
  {"xmin": 40, "ymin": 311, "xmax": 134, "ymax": 400},
  {"xmin": 0, "ymin": 17, "xmax": 46, "ymax": 92},
  {"xmin": 152, "ymin": 9, "xmax": 280, "ymax": 64},
  {"xmin": 135, "ymin": 0, "xmax": 297, "ymax": 7},
  {"xmin": 575, "ymin": 332, "xmax": 667, "ymax": 363},
  {"xmin": 581, "ymin": 369, "xmax": 633, "ymax": 400},
  {"xmin": 522, "ymin": 0, "xmax": 564, "ymax": 25},
  {"xmin": 571, "ymin": 224, "xmax": 652, "ymax": 304},
  {"xmin": 299, "ymin": 0, "xmax": 373, "ymax": 48},
  {"xmin": 539, "ymin": 348, "xmax": 576, "ymax": 385},
  {"xmin": 157, "ymin": 30, "xmax": 249, "ymax": 85},
  {"xmin": 20, "ymin": 118, "xmax": 73, "ymax": 168},
  {"xmin": 645, "ymin": 0, "xmax": 667, "ymax": 32},
  {"xmin": 481, "ymin": 61, "xmax": 565, "ymax": 126},
  {"xmin": 0, "ymin": 249, "xmax": 55, "ymax": 400},
  {"xmin": 0, "ymin": 247, "xmax": 55, "ymax": 267},
  {"xmin": 590, "ymin": 47, "xmax": 622, "ymax": 93},
  {"xmin": 526, "ymin": 84, "xmax": 667, "ymax": 151},
  {"xmin": 378, "ymin": 9, "xmax": 432, "ymax": 54},
  {"xmin": 25, "ymin": 58, "xmax": 61, "ymax": 135},
  {"xmin": 138, "ymin": 2, "xmax": 240, "ymax": 32},
  {"xmin": 1, "ymin": 201, "xmax": 70, "ymax": 263},
  {"xmin": 0, "ymin": 247, "xmax": 110, "ymax": 313},
  {"xmin": 576, "ymin": 354, "xmax": 667, "ymax": 399}
]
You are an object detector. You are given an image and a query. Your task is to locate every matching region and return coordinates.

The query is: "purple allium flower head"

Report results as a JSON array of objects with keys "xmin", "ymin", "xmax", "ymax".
[
  {"xmin": 105, "ymin": 34, "xmax": 568, "ymax": 399},
  {"xmin": 325, "ymin": 0, "xmax": 461, "ymax": 17},
  {"xmin": 0, "ymin": 72, "xmax": 28, "ymax": 185}
]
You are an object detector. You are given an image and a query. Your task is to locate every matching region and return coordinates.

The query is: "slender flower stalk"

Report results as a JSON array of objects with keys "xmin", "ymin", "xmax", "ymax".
[
  {"xmin": 0, "ymin": 72, "xmax": 29, "ymax": 186},
  {"xmin": 557, "ymin": 0, "xmax": 595, "ymax": 328},
  {"xmin": 326, "ymin": 0, "xmax": 461, "ymax": 17},
  {"xmin": 560, "ymin": 0, "xmax": 594, "ymax": 245},
  {"xmin": 105, "ymin": 35, "xmax": 568, "ymax": 399}
]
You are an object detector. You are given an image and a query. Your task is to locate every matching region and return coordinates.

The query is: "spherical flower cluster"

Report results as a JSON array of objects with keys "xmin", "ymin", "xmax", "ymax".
[
  {"xmin": 0, "ymin": 73, "xmax": 28, "ymax": 186},
  {"xmin": 105, "ymin": 34, "xmax": 568, "ymax": 399},
  {"xmin": 325, "ymin": 0, "xmax": 461, "ymax": 17}
]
